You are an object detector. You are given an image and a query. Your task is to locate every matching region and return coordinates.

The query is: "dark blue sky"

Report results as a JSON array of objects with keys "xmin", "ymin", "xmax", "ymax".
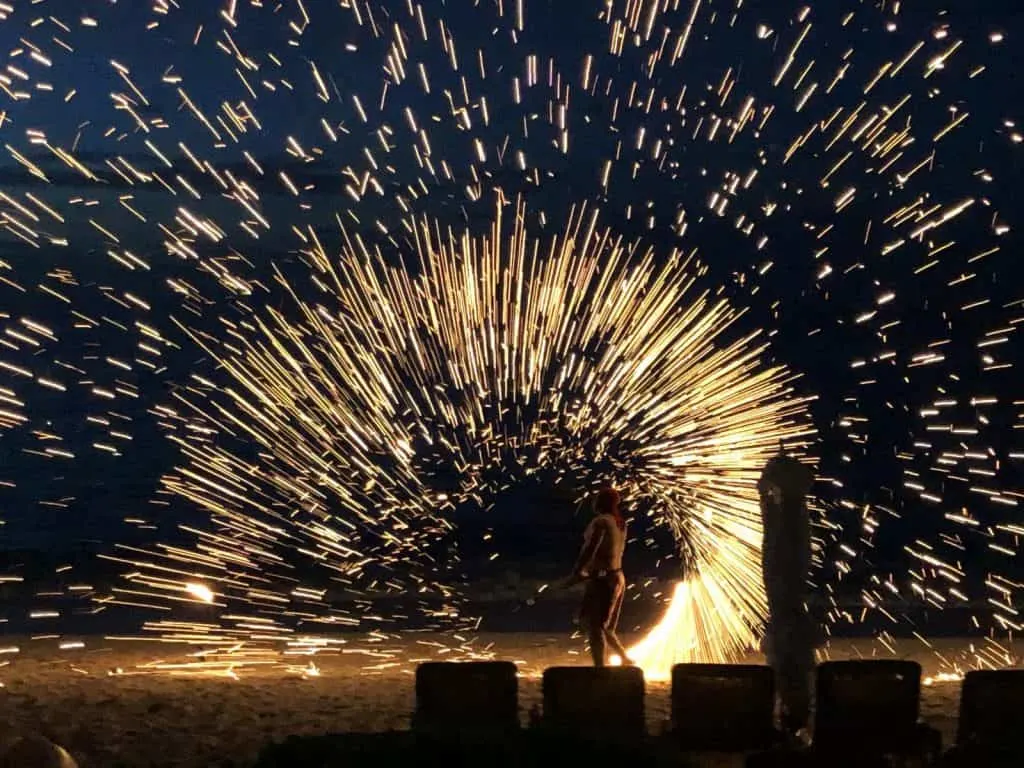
[{"xmin": 0, "ymin": 0, "xmax": 1020, "ymax": 620}]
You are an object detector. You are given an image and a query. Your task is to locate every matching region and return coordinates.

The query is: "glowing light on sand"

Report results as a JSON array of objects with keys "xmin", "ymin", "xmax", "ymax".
[{"xmin": 923, "ymin": 672, "xmax": 964, "ymax": 686}]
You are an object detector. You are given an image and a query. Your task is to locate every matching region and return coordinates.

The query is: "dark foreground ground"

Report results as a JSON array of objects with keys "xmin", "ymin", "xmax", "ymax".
[{"xmin": 0, "ymin": 633, "xmax": 988, "ymax": 768}]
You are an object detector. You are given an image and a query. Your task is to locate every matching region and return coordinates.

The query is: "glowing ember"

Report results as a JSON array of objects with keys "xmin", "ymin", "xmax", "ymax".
[{"xmin": 184, "ymin": 583, "xmax": 216, "ymax": 605}]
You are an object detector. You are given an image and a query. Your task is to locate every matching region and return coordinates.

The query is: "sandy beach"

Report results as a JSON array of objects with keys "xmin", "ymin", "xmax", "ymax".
[{"xmin": 0, "ymin": 633, "xmax": 1002, "ymax": 767}]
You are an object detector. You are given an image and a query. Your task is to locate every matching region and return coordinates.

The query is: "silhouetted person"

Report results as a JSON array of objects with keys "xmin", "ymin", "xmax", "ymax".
[
  {"xmin": 572, "ymin": 487, "xmax": 633, "ymax": 667},
  {"xmin": 758, "ymin": 448, "xmax": 816, "ymax": 735}
]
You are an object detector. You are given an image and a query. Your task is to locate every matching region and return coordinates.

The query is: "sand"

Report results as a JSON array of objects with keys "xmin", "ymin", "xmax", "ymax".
[{"xmin": 0, "ymin": 634, "xmax": 995, "ymax": 768}]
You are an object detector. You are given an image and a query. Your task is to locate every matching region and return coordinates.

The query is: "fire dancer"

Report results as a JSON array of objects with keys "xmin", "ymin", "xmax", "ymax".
[{"xmin": 572, "ymin": 486, "xmax": 633, "ymax": 667}]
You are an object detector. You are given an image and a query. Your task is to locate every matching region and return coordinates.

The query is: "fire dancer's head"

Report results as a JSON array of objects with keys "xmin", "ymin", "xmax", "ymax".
[{"xmin": 594, "ymin": 486, "xmax": 625, "ymax": 531}]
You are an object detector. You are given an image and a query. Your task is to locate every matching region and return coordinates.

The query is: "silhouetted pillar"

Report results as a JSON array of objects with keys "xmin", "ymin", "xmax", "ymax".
[{"xmin": 758, "ymin": 452, "xmax": 815, "ymax": 734}]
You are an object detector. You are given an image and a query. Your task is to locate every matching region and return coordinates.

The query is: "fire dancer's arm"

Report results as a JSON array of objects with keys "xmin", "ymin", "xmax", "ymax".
[{"xmin": 572, "ymin": 518, "xmax": 605, "ymax": 579}]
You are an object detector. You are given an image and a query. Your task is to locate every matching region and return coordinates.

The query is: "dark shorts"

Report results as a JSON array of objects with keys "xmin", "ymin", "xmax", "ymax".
[{"xmin": 580, "ymin": 571, "xmax": 625, "ymax": 630}]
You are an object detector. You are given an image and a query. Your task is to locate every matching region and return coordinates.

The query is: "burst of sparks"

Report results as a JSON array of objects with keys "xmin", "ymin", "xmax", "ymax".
[
  {"xmin": 0, "ymin": 0, "xmax": 1018, "ymax": 681},
  {"xmin": 118, "ymin": 200, "xmax": 812, "ymax": 675}
]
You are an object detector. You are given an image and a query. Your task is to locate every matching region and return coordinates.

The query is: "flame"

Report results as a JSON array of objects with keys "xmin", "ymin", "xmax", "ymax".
[{"xmin": 614, "ymin": 576, "xmax": 760, "ymax": 681}]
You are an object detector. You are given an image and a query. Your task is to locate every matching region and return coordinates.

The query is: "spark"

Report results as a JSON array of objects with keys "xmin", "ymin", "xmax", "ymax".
[{"xmin": 184, "ymin": 583, "xmax": 216, "ymax": 604}]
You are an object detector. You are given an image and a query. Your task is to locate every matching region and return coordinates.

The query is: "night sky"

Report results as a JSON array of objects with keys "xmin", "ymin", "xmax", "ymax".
[{"xmin": 0, "ymin": 0, "xmax": 1021, "ymax": 635}]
